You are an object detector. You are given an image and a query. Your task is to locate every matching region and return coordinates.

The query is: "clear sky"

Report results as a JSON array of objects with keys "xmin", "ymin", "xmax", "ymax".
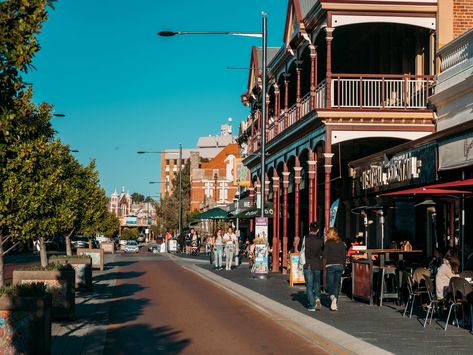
[{"xmin": 27, "ymin": 0, "xmax": 287, "ymax": 199}]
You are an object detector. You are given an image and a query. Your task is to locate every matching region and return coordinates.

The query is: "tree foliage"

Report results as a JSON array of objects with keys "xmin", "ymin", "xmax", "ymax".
[{"xmin": 121, "ymin": 228, "xmax": 140, "ymax": 240}]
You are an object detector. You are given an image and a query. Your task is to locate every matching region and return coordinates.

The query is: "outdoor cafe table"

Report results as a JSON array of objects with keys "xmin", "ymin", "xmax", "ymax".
[
  {"xmin": 352, "ymin": 249, "xmax": 423, "ymax": 305},
  {"xmin": 366, "ymin": 249, "xmax": 423, "ymax": 266}
]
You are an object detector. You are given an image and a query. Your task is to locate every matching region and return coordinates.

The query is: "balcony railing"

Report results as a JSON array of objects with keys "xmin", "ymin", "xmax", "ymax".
[
  {"xmin": 245, "ymin": 74, "xmax": 434, "ymax": 154},
  {"xmin": 331, "ymin": 74, "xmax": 434, "ymax": 109}
]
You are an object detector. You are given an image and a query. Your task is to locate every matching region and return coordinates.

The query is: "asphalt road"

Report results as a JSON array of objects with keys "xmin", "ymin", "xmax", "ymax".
[{"xmin": 103, "ymin": 256, "xmax": 326, "ymax": 355}]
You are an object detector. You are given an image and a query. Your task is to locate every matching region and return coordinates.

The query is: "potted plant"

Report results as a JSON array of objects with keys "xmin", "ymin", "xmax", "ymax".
[
  {"xmin": 49, "ymin": 254, "xmax": 92, "ymax": 291},
  {"xmin": 13, "ymin": 263, "xmax": 75, "ymax": 320},
  {"xmin": 0, "ymin": 283, "xmax": 52, "ymax": 355}
]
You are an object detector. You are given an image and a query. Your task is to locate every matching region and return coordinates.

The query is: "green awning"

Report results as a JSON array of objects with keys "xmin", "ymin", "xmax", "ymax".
[
  {"xmin": 230, "ymin": 202, "xmax": 274, "ymax": 219},
  {"xmin": 192, "ymin": 207, "xmax": 229, "ymax": 220}
]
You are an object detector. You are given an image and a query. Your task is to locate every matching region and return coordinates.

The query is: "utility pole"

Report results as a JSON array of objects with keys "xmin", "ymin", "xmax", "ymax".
[{"xmin": 178, "ymin": 143, "xmax": 183, "ymax": 236}]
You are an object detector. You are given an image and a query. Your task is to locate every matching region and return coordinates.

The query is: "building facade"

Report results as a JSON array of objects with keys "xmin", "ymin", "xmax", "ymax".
[
  {"xmin": 109, "ymin": 189, "xmax": 157, "ymax": 230},
  {"xmin": 236, "ymin": 0, "xmax": 456, "ymax": 273}
]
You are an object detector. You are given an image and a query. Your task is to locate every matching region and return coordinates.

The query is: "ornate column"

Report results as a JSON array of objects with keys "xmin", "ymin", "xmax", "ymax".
[
  {"xmin": 325, "ymin": 28, "xmax": 334, "ymax": 109},
  {"xmin": 272, "ymin": 171, "xmax": 280, "ymax": 272},
  {"xmin": 283, "ymin": 73, "xmax": 290, "ymax": 130},
  {"xmin": 249, "ymin": 185, "xmax": 255, "ymax": 233},
  {"xmin": 296, "ymin": 60, "xmax": 302, "ymax": 120},
  {"xmin": 309, "ymin": 45, "xmax": 317, "ymax": 110},
  {"xmin": 307, "ymin": 152, "xmax": 316, "ymax": 224},
  {"xmin": 274, "ymin": 84, "xmax": 280, "ymax": 136},
  {"xmin": 293, "ymin": 157, "xmax": 302, "ymax": 252},
  {"xmin": 265, "ymin": 94, "xmax": 270, "ymax": 143},
  {"xmin": 264, "ymin": 173, "xmax": 270, "ymax": 203},
  {"xmin": 324, "ymin": 150, "xmax": 334, "ymax": 230},
  {"xmin": 313, "ymin": 152, "xmax": 318, "ymax": 222},
  {"xmin": 282, "ymin": 167, "xmax": 290, "ymax": 274},
  {"xmin": 250, "ymin": 116, "xmax": 255, "ymax": 153}
]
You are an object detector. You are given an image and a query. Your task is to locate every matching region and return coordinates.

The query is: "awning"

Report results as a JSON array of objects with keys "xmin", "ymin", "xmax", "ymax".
[
  {"xmin": 192, "ymin": 207, "xmax": 229, "ymax": 220},
  {"xmin": 230, "ymin": 202, "xmax": 274, "ymax": 219},
  {"xmin": 422, "ymin": 178, "xmax": 473, "ymax": 189},
  {"xmin": 379, "ymin": 187, "xmax": 471, "ymax": 197}
]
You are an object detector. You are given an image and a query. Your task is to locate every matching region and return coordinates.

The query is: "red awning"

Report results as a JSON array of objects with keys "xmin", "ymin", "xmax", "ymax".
[
  {"xmin": 379, "ymin": 187, "xmax": 471, "ymax": 197},
  {"xmin": 423, "ymin": 178, "xmax": 473, "ymax": 189}
]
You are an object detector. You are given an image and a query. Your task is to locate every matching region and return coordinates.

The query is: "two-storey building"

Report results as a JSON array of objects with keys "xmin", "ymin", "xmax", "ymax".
[{"xmin": 238, "ymin": 0, "xmax": 444, "ymax": 272}]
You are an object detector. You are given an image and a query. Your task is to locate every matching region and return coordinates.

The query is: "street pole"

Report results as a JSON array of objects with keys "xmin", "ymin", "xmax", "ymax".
[
  {"xmin": 178, "ymin": 143, "xmax": 183, "ymax": 236},
  {"xmin": 260, "ymin": 12, "xmax": 267, "ymax": 218}
]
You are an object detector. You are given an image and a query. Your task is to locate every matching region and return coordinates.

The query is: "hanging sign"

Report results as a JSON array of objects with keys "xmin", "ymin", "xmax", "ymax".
[{"xmin": 329, "ymin": 199, "xmax": 340, "ymax": 228}]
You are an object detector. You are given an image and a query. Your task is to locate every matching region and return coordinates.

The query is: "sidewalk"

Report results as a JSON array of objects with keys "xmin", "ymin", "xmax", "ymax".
[
  {"xmin": 51, "ymin": 254, "xmax": 119, "ymax": 355},
  {"xmin": 176, "ymin": 256, "xmax": 473, "ymax": 355}
]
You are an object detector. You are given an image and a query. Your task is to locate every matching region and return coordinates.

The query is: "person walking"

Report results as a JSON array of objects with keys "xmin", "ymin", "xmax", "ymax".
[
  {"xmin": 323, "ymin": 227, "xmax": 347, "ymax": 311},
  {"xmin": 223, "ymin": 226, "xmax": 238, "ymax": 270},
  {"xmin": 302, "ymin": 221, "xmax": 324, "ymax": 311},
  {"xmin": 214, "ymin": 228, "xmax": 224, "ymax": 270}
]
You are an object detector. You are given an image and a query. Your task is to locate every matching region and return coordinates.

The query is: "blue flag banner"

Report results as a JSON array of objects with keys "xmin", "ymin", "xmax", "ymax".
[{"xmin": 329, "ymin": 199, "xmax": 340, "ymax": 228}]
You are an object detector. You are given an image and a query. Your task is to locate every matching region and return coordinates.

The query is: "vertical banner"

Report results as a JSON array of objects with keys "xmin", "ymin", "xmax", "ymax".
[
  {"xmin": 252, "ymin": 217, "xmax": 269, "ymax": 278},
  {"xmin": 329, "ymin": 198, "xmax": 340, "ymax": 228}
]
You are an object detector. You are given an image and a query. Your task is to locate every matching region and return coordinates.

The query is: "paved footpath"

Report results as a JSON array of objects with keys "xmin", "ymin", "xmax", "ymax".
[
  {"xmin": 179, "ymin": 255, "xmax": 473, "ymax": 355},
  {"xmin": 48, "ymin": 252, "xmax": 473, "ymax": 354}
]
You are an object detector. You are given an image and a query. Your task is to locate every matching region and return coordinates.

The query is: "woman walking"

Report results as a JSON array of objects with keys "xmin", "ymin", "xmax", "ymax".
[
  {"xmin": 223, "ymin": 226, "xmax": 238, "ymax": 270},
  {"xmin": 214, "ymin": 228, "xmax": 224, "ymax": 270},
  {"xmin": 323, "ymin": 227, "xmax": 347, "ymax": 311},
  {"xmin": 302, "ymin": 221, "xmax": 324, "ymax": 311}
]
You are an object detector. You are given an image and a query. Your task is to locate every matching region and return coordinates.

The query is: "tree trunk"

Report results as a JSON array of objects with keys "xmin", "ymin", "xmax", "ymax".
[
  {"xmin": 65, "ymin": 230, "xmax": 74, "ymax": 256},
  {"xmin": 39, "ymin": 237, "xmax": 48, "ymax": 267},
  {"xmin": 0, "ymin": 233, "xmax": 4, "ymax": 287}
]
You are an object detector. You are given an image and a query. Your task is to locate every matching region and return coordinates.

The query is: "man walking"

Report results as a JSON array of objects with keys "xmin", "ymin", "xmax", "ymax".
[{"xmin": 302, "ymin": 222, "xmax": 324, "ymax": 311}]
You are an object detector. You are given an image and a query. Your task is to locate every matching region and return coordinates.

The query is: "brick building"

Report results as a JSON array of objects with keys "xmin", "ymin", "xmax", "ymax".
[{"xmin": 190, "ymin": 144, "xmax": 240, "ymax": 212}]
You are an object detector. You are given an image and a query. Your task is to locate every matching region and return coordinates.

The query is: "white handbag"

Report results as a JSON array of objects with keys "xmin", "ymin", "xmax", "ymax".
[{"xmin": 298, "ymin": 236, "xmax": 306, "ymax": 270}]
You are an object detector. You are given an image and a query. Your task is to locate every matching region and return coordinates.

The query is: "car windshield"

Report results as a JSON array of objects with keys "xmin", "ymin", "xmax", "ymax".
[{"xmin": 127, "ymin": 241, "xmax": 137, "ymax": 245}]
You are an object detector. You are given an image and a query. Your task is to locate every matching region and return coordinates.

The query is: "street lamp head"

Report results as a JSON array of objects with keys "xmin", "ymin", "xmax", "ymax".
[
  {"xmin": 158, "ymin": 31, "xmax": 178, "ymax": 37},
  {"xmin": 137, "ymin": 151, "xmax": 146, "ymax": 154},
  {"xmin": 53, "ymin": 113, "xmax": 66, "ymax": 117}
]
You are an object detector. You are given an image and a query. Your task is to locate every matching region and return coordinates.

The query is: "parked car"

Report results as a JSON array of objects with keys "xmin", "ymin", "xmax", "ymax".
[
  {"xmin": 148, "ymin": 243, "xmax": 159, "ymax": 253},
  {"xmin": 124, "ymin": 240, "xmax": 140, "ymax": 253},
  {"xmin": 71, "ymin": 236, "xmax": 97, "ymax": 250}
]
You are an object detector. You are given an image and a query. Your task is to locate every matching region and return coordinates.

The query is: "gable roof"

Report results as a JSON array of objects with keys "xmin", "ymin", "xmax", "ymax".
[
  {"xmin": 283, "ymin": 0, "xmax": 318, "ymax": 45},
  {"xmin": 247, "ymin": 46, "xmax": 280, "ymax": 91}
]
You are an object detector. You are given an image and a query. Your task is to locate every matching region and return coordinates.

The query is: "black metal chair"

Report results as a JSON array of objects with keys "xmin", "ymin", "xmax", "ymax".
[
  {"xmin": 423, "ymin": 275, "xmax": 440, "ymax": 327},
  {"xmin": 445, "ymin": 277, "xmax": 473, "ymax": 331},
  {"xmin": 403, "ymin": 273, "xmax": 428, "ymax": 318}
]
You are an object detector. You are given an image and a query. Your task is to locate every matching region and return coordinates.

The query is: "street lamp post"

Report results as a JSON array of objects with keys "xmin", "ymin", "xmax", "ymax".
[
  {"xmin": 158, "ymin": 11, "xmax": 268, "ymax": 218},
  {"xmin": 138, "ymin": 145, "xmax": 183, "ymax": 236}
]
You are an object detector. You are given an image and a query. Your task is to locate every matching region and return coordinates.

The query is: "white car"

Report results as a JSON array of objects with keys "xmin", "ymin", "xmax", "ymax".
[{"xmin": 124, "ymin": 240, "xmax": 139, "ymax": 253}]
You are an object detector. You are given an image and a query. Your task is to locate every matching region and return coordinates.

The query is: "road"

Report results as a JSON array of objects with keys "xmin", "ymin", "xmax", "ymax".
[{"xmin": 103, "ymin": 255, "xmax": 326, "ymax": 355}]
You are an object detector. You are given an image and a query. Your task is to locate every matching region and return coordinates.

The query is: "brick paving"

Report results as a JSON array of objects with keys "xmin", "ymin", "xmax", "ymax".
[{"xmin": 195, "ymin": 261, "xmax": 473, "ymax": 355}]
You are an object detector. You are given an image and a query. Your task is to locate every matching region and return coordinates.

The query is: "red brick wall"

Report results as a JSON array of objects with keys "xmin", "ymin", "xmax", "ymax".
[{"xmin": 454, "ymin": 0, "xmax": 473, "ymax": 38}]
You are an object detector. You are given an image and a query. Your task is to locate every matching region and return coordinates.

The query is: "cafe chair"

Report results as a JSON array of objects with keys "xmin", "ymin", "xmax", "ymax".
[
  {"xmin": 444, "ymin": 277, "xmax": 473, "ymax": 331},
  {"xmin": 459, "ymin": 270, "xmax": 473, "ymax": 279},
  {"xmin": 377, "ymin": 265, "xmax": 399, "ymax": 306},
  {"xmin": 422, "ymin": 275, "xmax": 440, "ymax": 327},
  {"xmin": 403, "ymin": 273, "xmax": 428, "ymax": 319}
]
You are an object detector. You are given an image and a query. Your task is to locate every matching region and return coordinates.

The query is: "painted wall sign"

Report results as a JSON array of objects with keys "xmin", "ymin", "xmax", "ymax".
[{"xmin": 439, "ymin": 131, "xmax": 473, "ymax": 170}]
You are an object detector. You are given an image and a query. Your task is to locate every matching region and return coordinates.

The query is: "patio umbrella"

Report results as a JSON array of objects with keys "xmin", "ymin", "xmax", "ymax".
[{"xmin": 192, "ymin": 207, "xmax": 229, "ymax": 220}]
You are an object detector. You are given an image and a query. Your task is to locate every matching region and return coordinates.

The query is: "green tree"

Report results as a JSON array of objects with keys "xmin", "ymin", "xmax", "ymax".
[
  {"xmin": 131, "ymin": 192, "xmax": 145, "ymax": 203},
  {"xmin": 121, "ymin": 228, "xmax": 140, "ymax": 240}
]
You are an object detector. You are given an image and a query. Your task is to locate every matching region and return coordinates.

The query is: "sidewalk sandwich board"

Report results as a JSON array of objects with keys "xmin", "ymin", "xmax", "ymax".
[{"xmin": 289, "ymin": 252, "xmax": 305, "ymax": 286}]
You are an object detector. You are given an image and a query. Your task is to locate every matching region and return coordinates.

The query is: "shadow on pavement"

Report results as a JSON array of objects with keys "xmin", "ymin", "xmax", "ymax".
[
  {"xmin": 104, "ymin": 324, "xmax": 191, "ymax": 355},
  {"xmin": 290, "ymin": 291, "xmax": 307, "ymax": 308},
  {"xmin": 94, "ymin": 271, "xmax": 145, "ymax": 282},
  {"xmin": 106, "ymin": 260, "xmax": 137, "ymax": 268}
]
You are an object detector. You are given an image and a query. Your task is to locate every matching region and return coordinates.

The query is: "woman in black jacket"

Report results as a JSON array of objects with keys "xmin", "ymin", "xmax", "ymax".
[
  {"xmin": 302, "ymin": 222, "xmax": 324, "ymax": 311},
  {"xmin": 323, "ymin": 227, "xmax": 347, "ymax": 311}
]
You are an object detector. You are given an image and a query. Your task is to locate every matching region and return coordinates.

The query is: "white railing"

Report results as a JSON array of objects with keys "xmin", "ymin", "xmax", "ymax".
[
  {"xmin": 331, "ymin": 74, "xmax": 434, "ymax": 109},
  {"xmin": 300, "ymin": 93, "xmax": 311, "ymax": 118},
  {"xmin": 287, "ymin": 105, "xmax": 297, "ymax": 126},
  {"xmin": 315, "ymin": 79, "xmax": 327, "ymax": 109}
]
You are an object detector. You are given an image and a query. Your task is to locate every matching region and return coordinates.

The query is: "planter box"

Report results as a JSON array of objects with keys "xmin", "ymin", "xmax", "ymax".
[
  {"xmin": 77, "ymin": 248, "xmax": 104, "ymax": 271},
  {"xmin": 100, "ymin": 241, "xmax": 115, "ymax": 254},
  {"xmin": 0, "ymin": 294, "xmax": 52, "ymax": 355},
  {"xmin": 13, "ymin": 269, "xmax": 75, "ymax": 320},
  {"xmin": 50, "ymin": 257, "xmax": 92, "ymax": 291}
]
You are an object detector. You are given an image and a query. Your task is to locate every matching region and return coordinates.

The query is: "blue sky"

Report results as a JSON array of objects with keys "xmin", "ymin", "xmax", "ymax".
[{"xmin": 27, "ymin": 0, "xmax": 287, "ymax": 198}]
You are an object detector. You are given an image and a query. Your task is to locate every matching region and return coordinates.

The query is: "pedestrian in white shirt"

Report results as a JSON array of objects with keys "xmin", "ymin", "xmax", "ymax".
[{"xmin": 223, "ymin": 226, "xmax": 237, "ymax": 270}]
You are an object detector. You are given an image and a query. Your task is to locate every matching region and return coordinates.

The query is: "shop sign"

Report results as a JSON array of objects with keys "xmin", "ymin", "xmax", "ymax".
[
  {"xmin": 439, "ymin": 131, "xmax": 473, "ymax": 171},
  {"xmin": 360, "ymin": 154, "xmax": 420, "ymax": 190}
]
